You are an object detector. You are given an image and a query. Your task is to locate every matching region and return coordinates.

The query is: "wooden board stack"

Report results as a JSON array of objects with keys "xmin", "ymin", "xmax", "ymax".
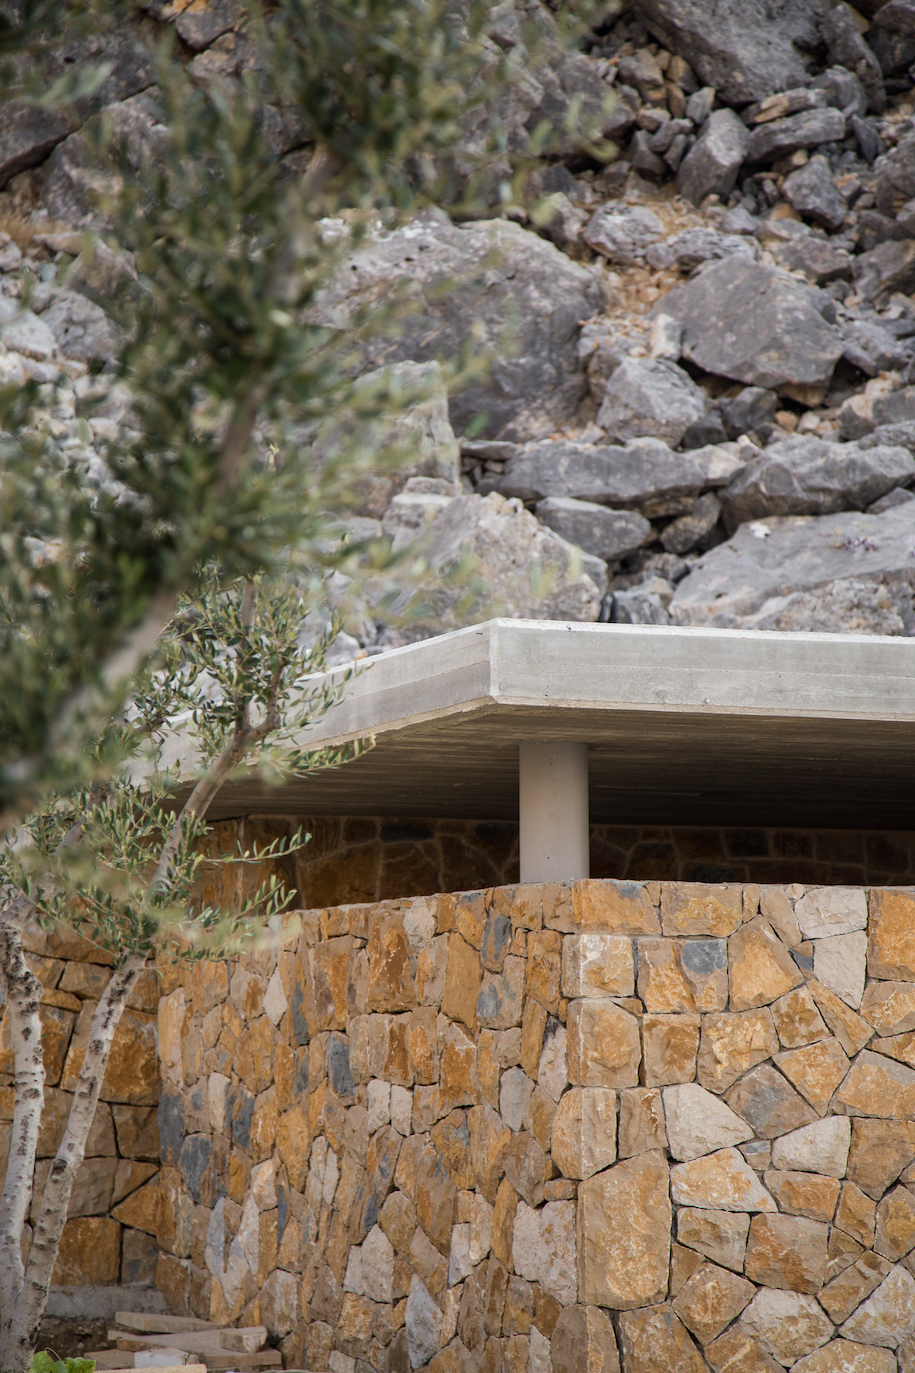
[{"xmin": 84, "ymin": 1313, "xmax": 283, "ymax": 1372}]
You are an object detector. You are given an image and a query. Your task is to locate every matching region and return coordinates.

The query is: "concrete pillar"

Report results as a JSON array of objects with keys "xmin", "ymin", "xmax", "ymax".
[{"xmin": 519, "ymin": 742, "xmax": 590, "ymax": 883}]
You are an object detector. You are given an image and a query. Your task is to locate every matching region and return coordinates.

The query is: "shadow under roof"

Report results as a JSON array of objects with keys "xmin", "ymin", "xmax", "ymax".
[{"xmin": 201, "ymin": 619, "xmax": 915, "ymax": 831}]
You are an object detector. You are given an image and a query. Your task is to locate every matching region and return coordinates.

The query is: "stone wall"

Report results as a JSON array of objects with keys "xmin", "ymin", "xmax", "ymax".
[
  {"xmin": 0, "ymin": 919, "xmax": 163, "ymax": 1285},
  {"xmin": 227, "ymin": 815, "xmax": 915, "ymax": 912},
  {"xmin": 156, "ymin": 879, "xmax": 915, "ymax": 1371}
]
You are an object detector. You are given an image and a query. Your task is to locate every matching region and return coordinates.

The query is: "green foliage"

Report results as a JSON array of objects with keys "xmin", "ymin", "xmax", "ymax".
[
  {"xmin": 0, "ymin": 0, "xmax": 617, "ymax": 827},
  {"xmin": 30, "ymin": 1353, "xmax": 95, "ymax": 1373},
  {"xmin": 3, "ymin": 572, "xmax": 369, "ymax": 966}
]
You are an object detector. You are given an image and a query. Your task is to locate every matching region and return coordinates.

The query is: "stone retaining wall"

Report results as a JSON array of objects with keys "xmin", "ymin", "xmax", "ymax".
[
  {"xmin": 0, "ymin": 919, "xmax": 163, "ymax": 1285},
  {"xmin": 228, "ymin": 816, "xmax": 915, "ymax": 911},
  {"xmin": 155, "ymin": 879, "xmax": 915, "ymax": 1372}
]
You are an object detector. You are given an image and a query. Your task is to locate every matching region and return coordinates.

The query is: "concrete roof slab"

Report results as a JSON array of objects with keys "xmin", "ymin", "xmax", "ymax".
[{"xmin": 203, "ymin": 620, "xmax": 915, "ymax": 830}]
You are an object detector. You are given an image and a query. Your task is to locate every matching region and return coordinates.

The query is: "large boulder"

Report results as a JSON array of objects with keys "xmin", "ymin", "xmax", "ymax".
[
  {"xmin": 670, "ymin": 502, "xmax": 915, "ymax": 634},
  {"xmin": 497, "ymin": 438, "xmax": 707, "ymax": 517},
  {"xmin": 596, "ymin": 358, "xmax": 708, "ymax": 448},
  {"xmin": 380, "ymin": 492, "xmax": 605, "ymax": 628},
  {"xmin": 653, "ymin": 259, "xmax": 844, "ymax": 396},
  {"xmin": 638, "ymin": 0, "xmax": 828, "ymax": 105},
  {"xmin": 0, "ymin": 23, "xmax": 154, "ymax": 190},
  {"xmin": 720, "ymin": 435, "xmax": 915, "ymax": 530},
  {"xmin": 317, "ymin": 217, "xmax": 603, "ymax": 441}
]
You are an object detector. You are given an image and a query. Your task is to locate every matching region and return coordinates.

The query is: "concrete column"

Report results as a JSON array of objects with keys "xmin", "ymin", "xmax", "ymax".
[{"xmin": 519, "ymin": 742, "xmax": 590, "ymax": 883}]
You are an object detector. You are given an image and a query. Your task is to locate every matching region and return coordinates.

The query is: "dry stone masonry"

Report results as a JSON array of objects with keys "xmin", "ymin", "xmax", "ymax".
[
  {"xmin": 155, "ymin": 880, "xmax": 915, "ymax": 1372},
  {"xmin": 0, "ymin": 918, "xmax": 161, "ymax": 1286}
]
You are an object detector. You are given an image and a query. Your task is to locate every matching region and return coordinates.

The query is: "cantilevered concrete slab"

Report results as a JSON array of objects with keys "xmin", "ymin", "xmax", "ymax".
[{"xmin": 206, "ymin": 619, "xmax": 915, "ymax": 842}]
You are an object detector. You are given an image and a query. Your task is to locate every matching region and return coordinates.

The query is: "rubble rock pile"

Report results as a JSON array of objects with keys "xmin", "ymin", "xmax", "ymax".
[{"xmin": 5, "ymin": 0, "xmax": 915, "ymax": 639}]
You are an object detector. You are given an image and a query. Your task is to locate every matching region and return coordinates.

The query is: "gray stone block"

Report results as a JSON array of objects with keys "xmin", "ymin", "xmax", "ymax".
[
  {"xmin": 535, "ymin": 497, "xmax": 651, "ymax": 562},
  {"xmin": 654, "ymin": 258, "xmax": 844, "ymax": 392},
  {"xmin": 677, "ymin": 109, "xmax": 750, "ymax": 206}
]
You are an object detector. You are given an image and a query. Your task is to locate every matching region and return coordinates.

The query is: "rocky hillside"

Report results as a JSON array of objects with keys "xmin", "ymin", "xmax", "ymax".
[{"xmin": 5, "ymin": 0, "xmax": 915, "ymax": 646}]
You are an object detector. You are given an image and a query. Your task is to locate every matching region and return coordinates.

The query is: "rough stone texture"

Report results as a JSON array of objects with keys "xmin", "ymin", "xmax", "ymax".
[
  {"xmin": 498, "ymin": 438, "xmax": 706, "ymax": 519},
  {"xmin": 318, "ymin": 216, "xmax": 603, "ymax": 441},
  {"xmin": 677, "ymin": 1208, "xmax": 750, "ymax": 1274},
  {"xmin": 770, "ymin": 1117, "xmax": 851, "ymax": 1178},
  {"xmin": 550, "ymin": 1087, "xmax": 616, "ymax": 1180},
  {"xmin": 720, "ymin": 437, "xmax": 915, "ymax": 532},
  {"xmin": 745, "ymin": 1213, "xmax": 829, "ymax": 1293},
  {"xmin": 385, "ymin": 492, "xmax": 604, "ymax": 630},
  {"xmin": 596, "ymin": 357, "xmax": 708, "ymax": 449},
  {"xmin": 672, "ymin": 1261, "xmax": 756, "ymax": 1343},
  {"xmin": 654, "ymin": 259, "xmax": 844, "ymax": 393},
  {"xmin": 739, "ymin": 1287, "xmax": 835, "ymax": 1364},
  {"xmin": 698, "ymin": 1010, "xmax": 780, "ymax": 1094},
  {"xmin": 578, "ymin": 1151, "xmax": 671, "ymax": 1309},
  {"xmin": 662, "ymin": 1084, "xmax": 752, "ymax": 1161},
  {"xmin": 728, "ymin": 918, "xmax": 804, "ymax": 1011},
  {"xmin": 567, "ymin": 1000, "xmax": 641, "ymax": 1089},
  {"xmin": 678, "ymin": 110, "xmax": 751, "ymax": 207},
  {"xmin": 639, "ymin": 0, "xmax": 822, "ymax": 104},
  {"xmin": 670, "ymin": 1148, "xmax": 777, "ymax": 1213},
  {"xmin": 670, "ymin": 502, "xmax": 915, "ymax": 635},
  {"xmin": 534, "ymin": 498, "xmax": 650, "ymax": 563},
  {"xmin": 792, "ymin": 1344, "xmax": 896, "ymax": 1373},
  {"xmin": 30, "ymin": 877, "xmax": 909, "ymax": 1360},
  {"xmin": 615, "ymin": 1304, "xmax": 707, "ymax": 1373},
  {"xmin": 840, "ymin": 1265, "xmax": 915, "ymax": 1348}
]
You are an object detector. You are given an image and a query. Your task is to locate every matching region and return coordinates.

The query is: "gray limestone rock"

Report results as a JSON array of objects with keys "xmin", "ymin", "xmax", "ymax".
[
  {"xmin": 41, "ymin": 290, "xmax": 122, "ymax": 365},
  {"xmin": 317, "ymin": 216, "xmax": 603, "ymax": 441},
  {"xmin": 819, "ymin": 2, "xmax": 885, "ymax": 113},
  {"xmin": 534, "ymin": 497, "xmax": 651, "ymax": 562},
  {"xmin": 654, "ymin": 258, "xmax": 844, "ymax": 392},
  {"xmin": 0, "ymin": 25, "xmax": 154, "ymax": 190},
  {"xmin": 0, "ymin": 104, "xmax": 72, "ymax": 192},
  {"xmin": 596, "ymin": 357, "xmax": 708, "ymax": 448},
  {"xmin": 854, "ymin": 239, "xmax": 915, "ymax": 301},
  {"xmin": 842, "ymin": 322, "xmax": 913, "ymax": 377},
  {"xmin": 498, "ymin": 439, "xmax": 707, "ymax": 518},
  {"xmin": 405, "ymin": 1276, "xmax": 441, "ymax": 1369},
  {"xmin": 746, "ymin": 107, "xmax": 847, "ymax": 163},
  {"xmin": 41, "ymin": 92, "xmax": 168, "ymax": 229},
  {"xmin": 719, "ymin": 388, "xmax": 779, "ymax": 440},
  {"xmin": 378, "ymin": 491, "xmax": 605, "ymax": 628},
  {"xmin": 873, "ymin": 389, "xmax": 915, "ymax": 430},
  {"xmin": 582, "ymin": 204, "xmax": 665, "ymax": 265},
  {"xmin": 874, "ymin": 129, "xmax": 915, "ymax": 218},
  {"xmin": 869, "ymin": 487, "xmax": 915, "ymax": 514},
  {"xmin": 611, "ymin": 576, "xmax": 674, "ymax": 625},
  {"xmin": 782, "ymin": 156, "xmax": 848, "ymax": 232},
  {"xmin": 638, "ymin": 0, "xmax": 825, "ymax": 105},
  {"xmin": 669, "ymin": 500, "xmax": 915, "ymax": 634},
  {"xmin": 868, "ymin": 0, "xmax": 915, "ymax": 76},
  {"xmin": 771, "ymin": 235, "xmax": 854, "ymax": 285},
  {"xmin": 677, "ymin": 109, "xmax": 750, "ymax": 206},
  {"xmin": 720, "ymin": 435, "xmax": 915, "ymax": 530},
  {"xmin": 862, "ymin": 420, "xmax": 915, "ymax": 452},
  {"xmin": 812, "ymin": 65, "xmax": 867, "ymax": 117},
  {"xmin": 660, "ymin": 492, "xmax": 722, "ymax": 554},
  {"xmin": 658, "ymin": 227, "xmax": 757, "ymax": 272}
]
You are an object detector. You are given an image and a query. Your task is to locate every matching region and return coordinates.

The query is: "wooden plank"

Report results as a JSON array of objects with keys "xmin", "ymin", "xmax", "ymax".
[
  {"xmin": 115, "ymin": 1316, "xmax": 215, "ymax": 1335},
  {"xmin": 113, "ymin": 1341, "xmax": 280, "ymax": 1371}
]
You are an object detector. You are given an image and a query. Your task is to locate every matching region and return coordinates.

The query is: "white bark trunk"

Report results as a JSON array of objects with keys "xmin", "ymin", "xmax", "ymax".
[
  {"xmin": 0, "ymin": 910, "xmax": 45, "ymax": 1373},
  {"xmin": 21, "ymin": 954, "xmax": 146, "ymax": 1348}
]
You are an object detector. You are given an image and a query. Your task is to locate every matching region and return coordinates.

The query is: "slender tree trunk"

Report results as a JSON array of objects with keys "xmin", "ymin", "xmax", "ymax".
[
  {"xmin": 0, "ymin": 909, "xmax": 44, "ymax": 1373},
  {"xmin": 0, "ymin": 703, "xmax": 257, "ymax": 1372},
  {"xmin": 18, "ymin": 954, "xmax": 147, "ymax": 1360}
]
